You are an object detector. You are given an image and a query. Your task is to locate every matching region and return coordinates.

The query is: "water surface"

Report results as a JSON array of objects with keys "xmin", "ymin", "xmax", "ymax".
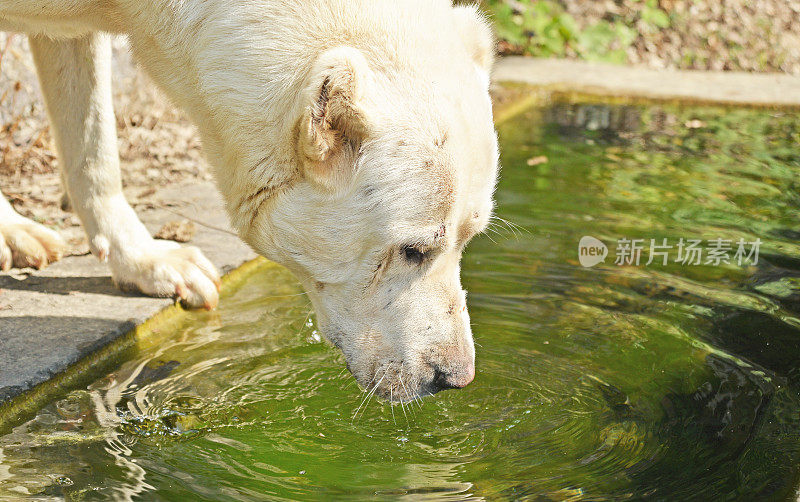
[{"xmin": 1, "ymin": 101, "xmax": 800, "ymax": 501}]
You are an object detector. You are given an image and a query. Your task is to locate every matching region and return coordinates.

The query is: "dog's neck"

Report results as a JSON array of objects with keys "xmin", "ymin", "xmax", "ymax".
[{"xmin": 109, "ymin": 0, "xmax": 310, "ymax": 234}]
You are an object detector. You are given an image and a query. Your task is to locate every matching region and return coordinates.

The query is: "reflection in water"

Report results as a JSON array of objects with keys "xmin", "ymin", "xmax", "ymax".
[{"xmin": 1, "ymin": 102, "xmax": 800, "ymax": 501}]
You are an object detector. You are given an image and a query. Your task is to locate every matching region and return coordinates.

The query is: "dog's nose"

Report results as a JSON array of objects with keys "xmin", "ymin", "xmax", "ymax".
[{"xmin": 429, "ymin": 362, "xmax": 475, "ymax": 394}]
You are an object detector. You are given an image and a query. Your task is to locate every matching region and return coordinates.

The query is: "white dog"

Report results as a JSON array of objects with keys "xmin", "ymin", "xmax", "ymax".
[{"xmin": 0, "ymin": 0, "xmax": 499, "ymax": 401}]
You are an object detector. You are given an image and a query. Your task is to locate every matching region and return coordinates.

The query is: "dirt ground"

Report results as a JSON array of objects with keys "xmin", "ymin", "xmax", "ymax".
[
  {"xmin": 0, "ymin": 34, "xmax": 212, "ymax": 256},
  {"xmin": 562, "ymin": 0, "xmax": 800, "ymax": 74}
]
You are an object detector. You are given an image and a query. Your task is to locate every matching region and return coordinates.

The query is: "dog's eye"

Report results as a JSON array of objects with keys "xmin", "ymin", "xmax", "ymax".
[{"xmin": 402, "ymin": 245, "xmax": 426, "ymax": 265}]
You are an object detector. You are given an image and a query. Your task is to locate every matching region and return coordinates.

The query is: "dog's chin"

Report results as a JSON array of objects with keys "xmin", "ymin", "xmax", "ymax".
[
  {"xmin": 326, "ymin": 330, "xmax": 441, "ymax": 403},
  {"xmin": 346, "ymin": 362, "xmax": 432, "ymax": 404},
  {"xmin": 369, "ymin": 383, "xmax": 424, "ymax": 404}
]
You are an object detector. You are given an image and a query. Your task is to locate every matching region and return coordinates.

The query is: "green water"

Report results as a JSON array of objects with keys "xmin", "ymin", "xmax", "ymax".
[{"xmin": 2, "ymin": 101, "xmax": 800, "ymax": 501}]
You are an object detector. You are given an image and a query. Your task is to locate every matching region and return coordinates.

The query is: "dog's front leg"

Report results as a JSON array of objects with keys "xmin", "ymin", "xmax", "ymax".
[
  {"xmin": 29, "ymin": 33, "xmax": 220, "ymax": 309},
  {"xmin": 0, "ymin": 191, "xmax": 67, "ymax": 270}
]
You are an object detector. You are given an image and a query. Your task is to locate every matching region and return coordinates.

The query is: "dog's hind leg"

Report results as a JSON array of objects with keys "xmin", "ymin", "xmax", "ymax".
[{"xmin": 28, "ymin": 33, "xmax": 221, "ymax": 309}]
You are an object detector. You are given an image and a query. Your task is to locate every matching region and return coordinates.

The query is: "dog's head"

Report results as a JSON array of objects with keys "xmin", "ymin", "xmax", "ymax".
[{"xmin": 242, "ymin": 5, "xmax": 498, "ymax": 401}]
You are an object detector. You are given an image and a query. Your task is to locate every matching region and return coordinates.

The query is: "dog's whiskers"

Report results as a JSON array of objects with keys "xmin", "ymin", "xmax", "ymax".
[
  {"xmin": 389, "ymin": 385, "xmax": 396, "ymax": 426},
  {"xmin": 400, "ymin": 399, "xmax": 409, "ymax": 424},
  {"xmin": 482, "ymin": 232, "xmax": 499, "ymax": 244},
  {"xmin": 397, "ymin": 365, "xmax": 411, "ymax": 423},
  {"xmin": 352, "ymin": 387, "xmax": 373, "ymax": 423},
  {"xmin": 352, "ymin": 368, "xmax": 386, "ymax": 423},
  {"xmin": 488, "ymin": 214, "xmax": 527, "ymax": 239},
  {"xmin": 359, "ymin": 371, "xmax": 386, "ymax": 421},
  {"xmin": 398, "ymin": 366, "xmax": 418, "ymax": 420},
  {"xmin": 352, "ymin": 370, "xmax": 379, "ymax": 415}
]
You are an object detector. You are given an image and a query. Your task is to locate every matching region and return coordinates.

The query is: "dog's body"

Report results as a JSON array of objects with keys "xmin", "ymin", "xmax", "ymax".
[{"xmin": 0, "ymin": 0, "xmax": 499, "ymax": 401}]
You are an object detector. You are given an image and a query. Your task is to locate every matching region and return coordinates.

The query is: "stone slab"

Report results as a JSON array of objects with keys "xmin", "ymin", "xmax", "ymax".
[
  {"xmin": 0, "ymin": 182, "xmax": 257, "ymax": 403},
  {"xmin": 494, "ymin": 57, "xmax": 800, "ymax": 108}
]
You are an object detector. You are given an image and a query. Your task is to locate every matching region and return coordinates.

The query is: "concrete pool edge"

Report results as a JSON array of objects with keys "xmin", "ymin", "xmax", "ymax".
[
  {"xmin": 0, "ymin": 257, "xmax": 272, "ymax": 432},
  {"xmin": 494, "ymin": 57, "xmax": 800, "ymax": 110}
]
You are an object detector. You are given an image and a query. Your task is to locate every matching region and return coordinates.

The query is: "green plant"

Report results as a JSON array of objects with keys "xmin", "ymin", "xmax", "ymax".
[
  {"xmin": 490, "ymin": 0, "xmax": 578, "ymax": 57},
  {"xmin": 639, "ymin": 0, "xmax": 671, "ymax": 30},
  {"xmin": 577, "ymin": 21, "xmax": 638, "ymax": 64},
  {"xmin": 484, "ymin": 0, "xmax": 671, "ymax": 65}
]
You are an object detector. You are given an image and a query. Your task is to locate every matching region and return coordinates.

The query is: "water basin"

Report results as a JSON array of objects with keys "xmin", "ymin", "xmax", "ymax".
[{"xmin": 1, "ymin": 100, "xmax": 799, "ymax": 500}]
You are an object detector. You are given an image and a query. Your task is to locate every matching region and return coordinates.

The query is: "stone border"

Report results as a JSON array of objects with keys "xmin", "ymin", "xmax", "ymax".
[
  {"xmin": 493, "ymin": 57, "xmax": 800, "ymax": 109},
  {"xmin": 0, "ymin": 257, "xmax": 272, "ymax": 433},
  {"xmin": 0, "ymin": 181, "xmax": 257, "ymax": 431}
]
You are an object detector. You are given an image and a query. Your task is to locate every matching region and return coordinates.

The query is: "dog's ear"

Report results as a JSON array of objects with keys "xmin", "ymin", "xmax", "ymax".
[
  {"xmin": 296, "ymin": 47, "xmax": 372, "ymax": 191},
  {"xmin": 452, "ymin": 5, "xmax": 495, "ymax": 75}
]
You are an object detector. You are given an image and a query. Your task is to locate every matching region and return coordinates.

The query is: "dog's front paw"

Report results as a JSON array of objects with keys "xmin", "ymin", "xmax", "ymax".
[
  {"xmin": 0, "ymin": 221, "xmax": 68, "ymax": 271},
  {"xmin": 111, "ymin": 242, "xmax": 221, "ymax": 310}
]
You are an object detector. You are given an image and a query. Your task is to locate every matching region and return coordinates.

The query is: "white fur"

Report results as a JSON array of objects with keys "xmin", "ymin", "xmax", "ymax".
[{"xmin": 0, "ymin": 0, "xmax": 499, "ymax": 400}]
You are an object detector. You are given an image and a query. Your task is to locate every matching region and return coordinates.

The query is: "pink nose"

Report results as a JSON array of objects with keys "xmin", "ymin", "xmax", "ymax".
[{"xmin": 431, "ymin": 361, "xmax": 475, "ymax": 393}]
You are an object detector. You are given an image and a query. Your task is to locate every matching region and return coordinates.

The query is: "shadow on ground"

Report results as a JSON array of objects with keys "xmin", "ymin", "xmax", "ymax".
[{"xmin": 0, "ymin": 274, "xmax": 135, "ymax": 297}]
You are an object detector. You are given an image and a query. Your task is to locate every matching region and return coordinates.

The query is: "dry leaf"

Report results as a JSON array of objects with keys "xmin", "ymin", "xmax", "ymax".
[
  {"xmin": 526, "ymin": 156, "xmax": 549, "ymax": 166},
  {"xmin": 155, "ymin": 220, "xmax": 196, "ymax": 243}
]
